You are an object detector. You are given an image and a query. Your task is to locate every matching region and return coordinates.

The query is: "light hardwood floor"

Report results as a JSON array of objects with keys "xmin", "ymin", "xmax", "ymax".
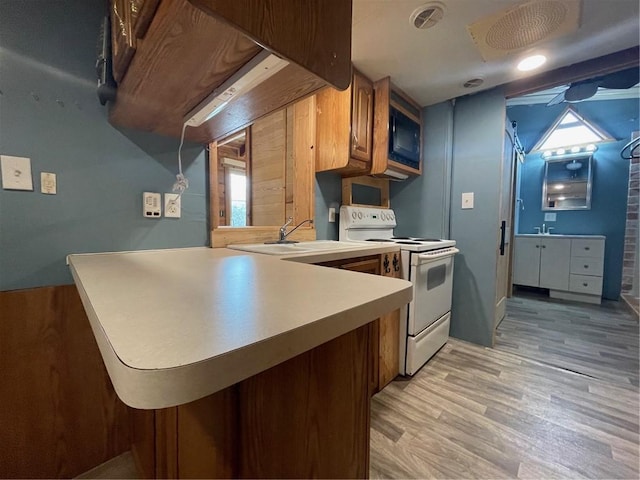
[
  {"xmin": 496, "ymin": 290, "xmax": 639, "ymax": 386},
  {"xmin": 370, "ymin": 294, "xmax": 639, "ymax": 479}
]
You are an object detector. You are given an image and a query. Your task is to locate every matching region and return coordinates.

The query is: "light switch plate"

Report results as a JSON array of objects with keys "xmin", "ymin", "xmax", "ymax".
[
  {"xmin": 544, "ymin": 212, "xmax": 557, "ymax": 221},
  {"xmin": 1, "ymin": 155, "xmax": 33, "ymax": 191},
  {"xmin": 328, "ymin": 207, "xmax": 336, "ymax": 223},
  {"xmin": 41, "ymin": 172, "xmax": 57, "ymax": 194},
  {"xmin": 461, "ymin": 192, "xmax": 474, "ymax": 209}
]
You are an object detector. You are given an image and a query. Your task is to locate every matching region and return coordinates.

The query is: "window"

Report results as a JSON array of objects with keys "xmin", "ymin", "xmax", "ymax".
[
  {"xmin": 229, "ymin": 171, "xmax": 247, "ymax": 227},
  {"xmin": 532, "ymin": 107, "xmax": 614, "ymax": 152}
]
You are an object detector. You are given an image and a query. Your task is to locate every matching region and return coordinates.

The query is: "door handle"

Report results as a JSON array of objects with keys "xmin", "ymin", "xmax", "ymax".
[{"xmin": 499, "ymin": 220, "xmax": 506, "ymax": 256}]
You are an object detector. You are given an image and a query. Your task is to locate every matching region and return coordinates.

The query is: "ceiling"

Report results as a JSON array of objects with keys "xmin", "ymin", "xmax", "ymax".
[{"xmin": 352, "ymin": 0, "xmax": 640, "ymax": 107}]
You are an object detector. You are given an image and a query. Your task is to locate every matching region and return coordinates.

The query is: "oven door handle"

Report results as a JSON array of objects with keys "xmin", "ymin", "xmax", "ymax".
[{"xmin": 416, "ymin": 247, "xmax": 459, "ymax": 263}]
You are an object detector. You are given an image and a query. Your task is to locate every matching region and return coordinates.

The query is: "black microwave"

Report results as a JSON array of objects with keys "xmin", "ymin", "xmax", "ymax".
[{"xmin": 389, "ymin": 106, "xmax": 421, "ymax": 170}]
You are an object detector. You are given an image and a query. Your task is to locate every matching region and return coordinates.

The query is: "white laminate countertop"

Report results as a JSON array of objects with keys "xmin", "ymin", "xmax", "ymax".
[
  {"xmin": 68, "ymin": 247, "xmax": 412, "ymax": 409},
  {"xmin": 516, "ymin": 234, "xmax": 606, "ymax": 240}
]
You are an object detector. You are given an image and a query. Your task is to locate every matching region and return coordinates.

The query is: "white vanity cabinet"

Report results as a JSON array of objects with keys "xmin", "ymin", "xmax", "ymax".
[{"xmin": 513, "ymin": 235, "xmax": 605, "ymax": 304}]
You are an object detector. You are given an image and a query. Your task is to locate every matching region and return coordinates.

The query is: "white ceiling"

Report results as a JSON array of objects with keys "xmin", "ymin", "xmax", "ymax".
[{"xmin": 352, "ymin": 0, "xmax": 640, "ymax": 107}]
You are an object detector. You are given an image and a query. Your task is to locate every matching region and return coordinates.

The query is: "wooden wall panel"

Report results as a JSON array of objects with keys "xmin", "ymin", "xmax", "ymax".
[
  {"xmin": 250, "ymin": 110, "xmax": 287, "ymax": 226},
  {"xmin": 0, "ymin": 285, "xmax": 130, "ymax": 478},
  {"xmin": 238, "ymin": 324, "xmax": 371, "ymax": 478}
]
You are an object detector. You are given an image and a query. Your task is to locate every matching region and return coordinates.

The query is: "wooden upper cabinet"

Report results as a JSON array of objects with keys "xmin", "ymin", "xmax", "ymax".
[
  {"xmin": 316, "ymin": 69, "xmax": 374, "ymax": 176},
  {"xmin": 107, "ymin": 0, "xmax": 352, "ymax": 144},
  {"xmin": 350, "ymin": 72, "xmax": 374, "ymax": 162},
  {"xmin": 371, "ymin": 77, "xmax": 422, "ymax": 178},
  {"xmin": 130, "ymin": 0, "xmax": 161, "ymax": 39},
  {"xmin": 110, "ymin": 0, "xmax": 136, "ymax": 83}
]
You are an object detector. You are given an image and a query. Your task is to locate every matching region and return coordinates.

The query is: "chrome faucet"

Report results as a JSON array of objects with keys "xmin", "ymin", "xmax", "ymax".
[{"xmin": 274, "ymin": 217, "xmax": 314, "ymax": 243}]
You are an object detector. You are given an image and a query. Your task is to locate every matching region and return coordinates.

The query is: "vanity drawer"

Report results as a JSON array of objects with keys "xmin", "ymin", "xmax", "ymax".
[
  {"xmin": 571, "ymin": 239, "xmax": 604, "ymax": 259},
  {"xmin": 569, "ymin": 274, "xmax": 603, "ymax": 295},
  {"xmin": 570, "ymin": 256, "xmax": 604, "ymax": 276}
]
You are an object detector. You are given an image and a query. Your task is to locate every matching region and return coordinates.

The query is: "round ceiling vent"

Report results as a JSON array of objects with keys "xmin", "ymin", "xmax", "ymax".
[
  {"xmin": 486, "ymin": 0, "xmax": 569, "ymax": 51},
  {"xmin": 463, "ymin": 78, "xmax": 484, "ymax": 88},
  {"xmin": 410, "ymin": 3, "xmax": 445, "ymax": 29}
]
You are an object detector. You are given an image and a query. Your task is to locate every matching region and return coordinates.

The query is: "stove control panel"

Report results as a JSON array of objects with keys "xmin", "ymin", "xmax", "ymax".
[{"xmin": 340, "ymin": 206, "xmax": 396, "ymax": 229}]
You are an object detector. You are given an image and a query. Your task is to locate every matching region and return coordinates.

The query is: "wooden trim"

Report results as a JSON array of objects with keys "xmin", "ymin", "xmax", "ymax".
[
  {"xmin": 372, "ymin": 77, "xmax": 391, "ymax": 176},
  {"xmin": 155, "ymin": 408, "xmax": 178, "ymax": 478},
  {"xmin": 209, "ymin": 142, "xmax": 220, "ymax": 229},
  {"xmin": 504, "ymin": 46, "xmax": 640, "ymax": 98},
  {"xmin": 342, "ymin": 175, "xmax": 390, "ymax": 207},
  {"xmin": 292, "ymin": 96, "xmax": 316, "ymax": 224}
]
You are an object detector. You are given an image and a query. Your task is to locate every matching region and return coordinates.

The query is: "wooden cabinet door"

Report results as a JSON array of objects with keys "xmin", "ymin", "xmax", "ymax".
[
  {"xmin": 350, "ymin": 71, "xmax": 374, "ymax": 162},
  {"xmin": 378, "ymin": 253, "xmax": 401, "ymax": 390},
  {"xmin": 513, "ymin": 237, "xmax": 542, "ymax": 287},
  {"xmin": 130, "ymin": 0, "xmax": 161, "ymax": 39},
  {"xmin": 110, "ymin": 0, "xmax": 136, "ymax": 83},
  {"xmin": 539, "ymin": 238, "xmax": 571, "ymax": 291}
]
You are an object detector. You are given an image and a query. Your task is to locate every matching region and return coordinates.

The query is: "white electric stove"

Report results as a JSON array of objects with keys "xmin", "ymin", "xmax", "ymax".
[{"xmin": 339, "ymin": 205, "xmax": 459, "ymax": 376}]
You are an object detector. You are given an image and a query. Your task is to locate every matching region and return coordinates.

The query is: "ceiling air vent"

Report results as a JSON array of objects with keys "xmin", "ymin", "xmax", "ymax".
[
  {"xmin": 410, "ymin": 3, "xmax": 445, "ymax": 30},
  {"xmin": 467, "ymin": 0, "xmax": 582, "ymax": 61},
  {"xmin": 463, "ymin": 78, "xmax": 484, "ymax": 88}
]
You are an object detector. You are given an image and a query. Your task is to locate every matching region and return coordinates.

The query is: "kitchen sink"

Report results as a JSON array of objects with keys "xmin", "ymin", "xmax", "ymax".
[
  {"xmin": 227, "ymin": 240, "xmax": 364, "ymax": 255},
  {"xmin": 227, "ymin": 243, "xmax": 312, "ymax": 255}
]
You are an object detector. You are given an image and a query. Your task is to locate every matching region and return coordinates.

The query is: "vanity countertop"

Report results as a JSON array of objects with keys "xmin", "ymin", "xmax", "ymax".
[
  {"xmin": 68, "ymin": 247, "xmax": 412, "ymax": 410},
  {"xmin": 516, "ymin": 234, "xmax": 606, "ymax": 240}
]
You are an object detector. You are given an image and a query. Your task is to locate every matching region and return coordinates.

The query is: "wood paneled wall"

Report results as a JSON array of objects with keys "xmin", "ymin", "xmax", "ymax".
[{"xmin": 0, "ymin": 285, "xmax": 130, "ymax": 478}]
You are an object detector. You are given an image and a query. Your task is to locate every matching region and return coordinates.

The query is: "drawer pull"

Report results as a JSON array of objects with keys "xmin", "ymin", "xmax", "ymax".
[
  {"xmin": 583, "ymin": 282, "xmax": 588, "ymax": 287},
  {"xmin": 584, "ymin": 247, "xmax": 590, "ymax": 251},
  {"xmin": 536, "ymin": 245, "xmax": 539, "ymax": 248},
  {"xmin": 584, "ymin": 265, "xmax": 589, "ymax": 268},
  {"xmin": 542, "ymin": 245, "xmax": 546, "ymax": 249}
]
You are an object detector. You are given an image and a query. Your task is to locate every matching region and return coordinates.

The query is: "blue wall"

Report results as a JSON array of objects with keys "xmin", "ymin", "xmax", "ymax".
[
  {"xmin": 0, "ymin": 0, "xmax": 208, "ymax": 291},
  {"xmin": 314, "ymin": 171, "xmax": 342, "ymax": 240},
  {"xmin": 508, "ymin": 99, "xmax": 638, "ymax": 299},
  {"xmin": 391, "ymin": 101, "xmax": 453, "ymax": 239},
  {"xmin": 448, "ymin": 90, "xmax": 506, "ymax": 347}
]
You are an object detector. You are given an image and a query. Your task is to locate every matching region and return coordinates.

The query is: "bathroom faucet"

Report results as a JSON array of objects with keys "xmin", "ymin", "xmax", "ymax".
[{"xmin": 275, "ymin": 217, "xmax": 314, "ymax": 243}]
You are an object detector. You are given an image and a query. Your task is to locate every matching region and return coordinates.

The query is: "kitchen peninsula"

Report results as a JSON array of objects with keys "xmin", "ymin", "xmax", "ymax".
[{"xmin": 68, "ymin": 246, "xmax": 412, "ymax": 478}]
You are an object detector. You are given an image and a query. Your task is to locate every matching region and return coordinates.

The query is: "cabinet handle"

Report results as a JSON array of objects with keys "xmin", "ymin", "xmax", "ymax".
[
  {"xmin": 584, "ymin": 265, "xmax": 589, "ymax": 269},
  {"xmin": 383, "ymin": 255, "xmax": 390, "ymax": 274},
  {"xmin": 542, "ymin": 245, "xmax": 546, "ymax": 249},
  {"xmin": 535, "ymin": 245, "xmax": 539, "ymax": 248},
  {"xmin": 583, "ymin": 282, "xmax": 588, "ymax": 287},
  {"xmin": 392, "ymin": 254, "xmax": 400, "ymax": 272},
  {"xmin": 584, "ymin": 247, "xmax": 590, "ymax": 251},
  {"xmin": 352, "ymin": 133, "xmax": 358, "ymax": 150}
]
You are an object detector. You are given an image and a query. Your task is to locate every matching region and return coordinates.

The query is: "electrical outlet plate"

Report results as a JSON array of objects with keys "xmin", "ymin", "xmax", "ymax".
[
  {"xmin": 164, "ymin": 193, "xmax": 181, "ymax": 218},
  {"xmin": 544, "ymin": 212, "xmax": 557, "ymax": 221},
  {"xmin": 328, "ymin": 207, "xmax": 336, "ymax": 223},
  {"xmin": 41, "ymin": 172, "xmax": 57, "ymax": 194},
  {"xmin": 1, "ymin": 155, "xmax": 33, "ymax": 191},
  {"xmin": 143, "ymin": 192, "xmax": 162, "ymax": 218}
]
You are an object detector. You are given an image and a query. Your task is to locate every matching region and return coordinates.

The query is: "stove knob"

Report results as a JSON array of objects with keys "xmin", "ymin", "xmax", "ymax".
[
  {"xmin": 390, "ymin": 213, "xmax": 395, "ymax": 221},
  {"xmin": 357, "ymin": 211, "xmax": 363, "ymax": 219},
  {"xmin": 351, "ymin": 211, "xmax": 356, "ymax": 220},
  {"xmin": 381, "ymin": 213, "xmax": 386, "ymax": 221}
]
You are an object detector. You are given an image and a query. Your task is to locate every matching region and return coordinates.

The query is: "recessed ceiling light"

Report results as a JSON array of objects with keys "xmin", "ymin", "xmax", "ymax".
[{"xmin": 517, "ymin": 54, "xmax": 547, "ymax": 72}]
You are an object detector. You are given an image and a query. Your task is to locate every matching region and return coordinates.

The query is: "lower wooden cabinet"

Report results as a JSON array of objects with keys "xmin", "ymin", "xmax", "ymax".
[{"xmin": 317, "ymin": 251, "xmax": 402, "ymax": 393}]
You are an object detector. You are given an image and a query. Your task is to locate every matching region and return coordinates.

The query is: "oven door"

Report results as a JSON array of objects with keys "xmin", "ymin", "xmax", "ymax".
[{"xmin": 407, "ymin": 248, "xmax": 457, "ymax": 335}]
